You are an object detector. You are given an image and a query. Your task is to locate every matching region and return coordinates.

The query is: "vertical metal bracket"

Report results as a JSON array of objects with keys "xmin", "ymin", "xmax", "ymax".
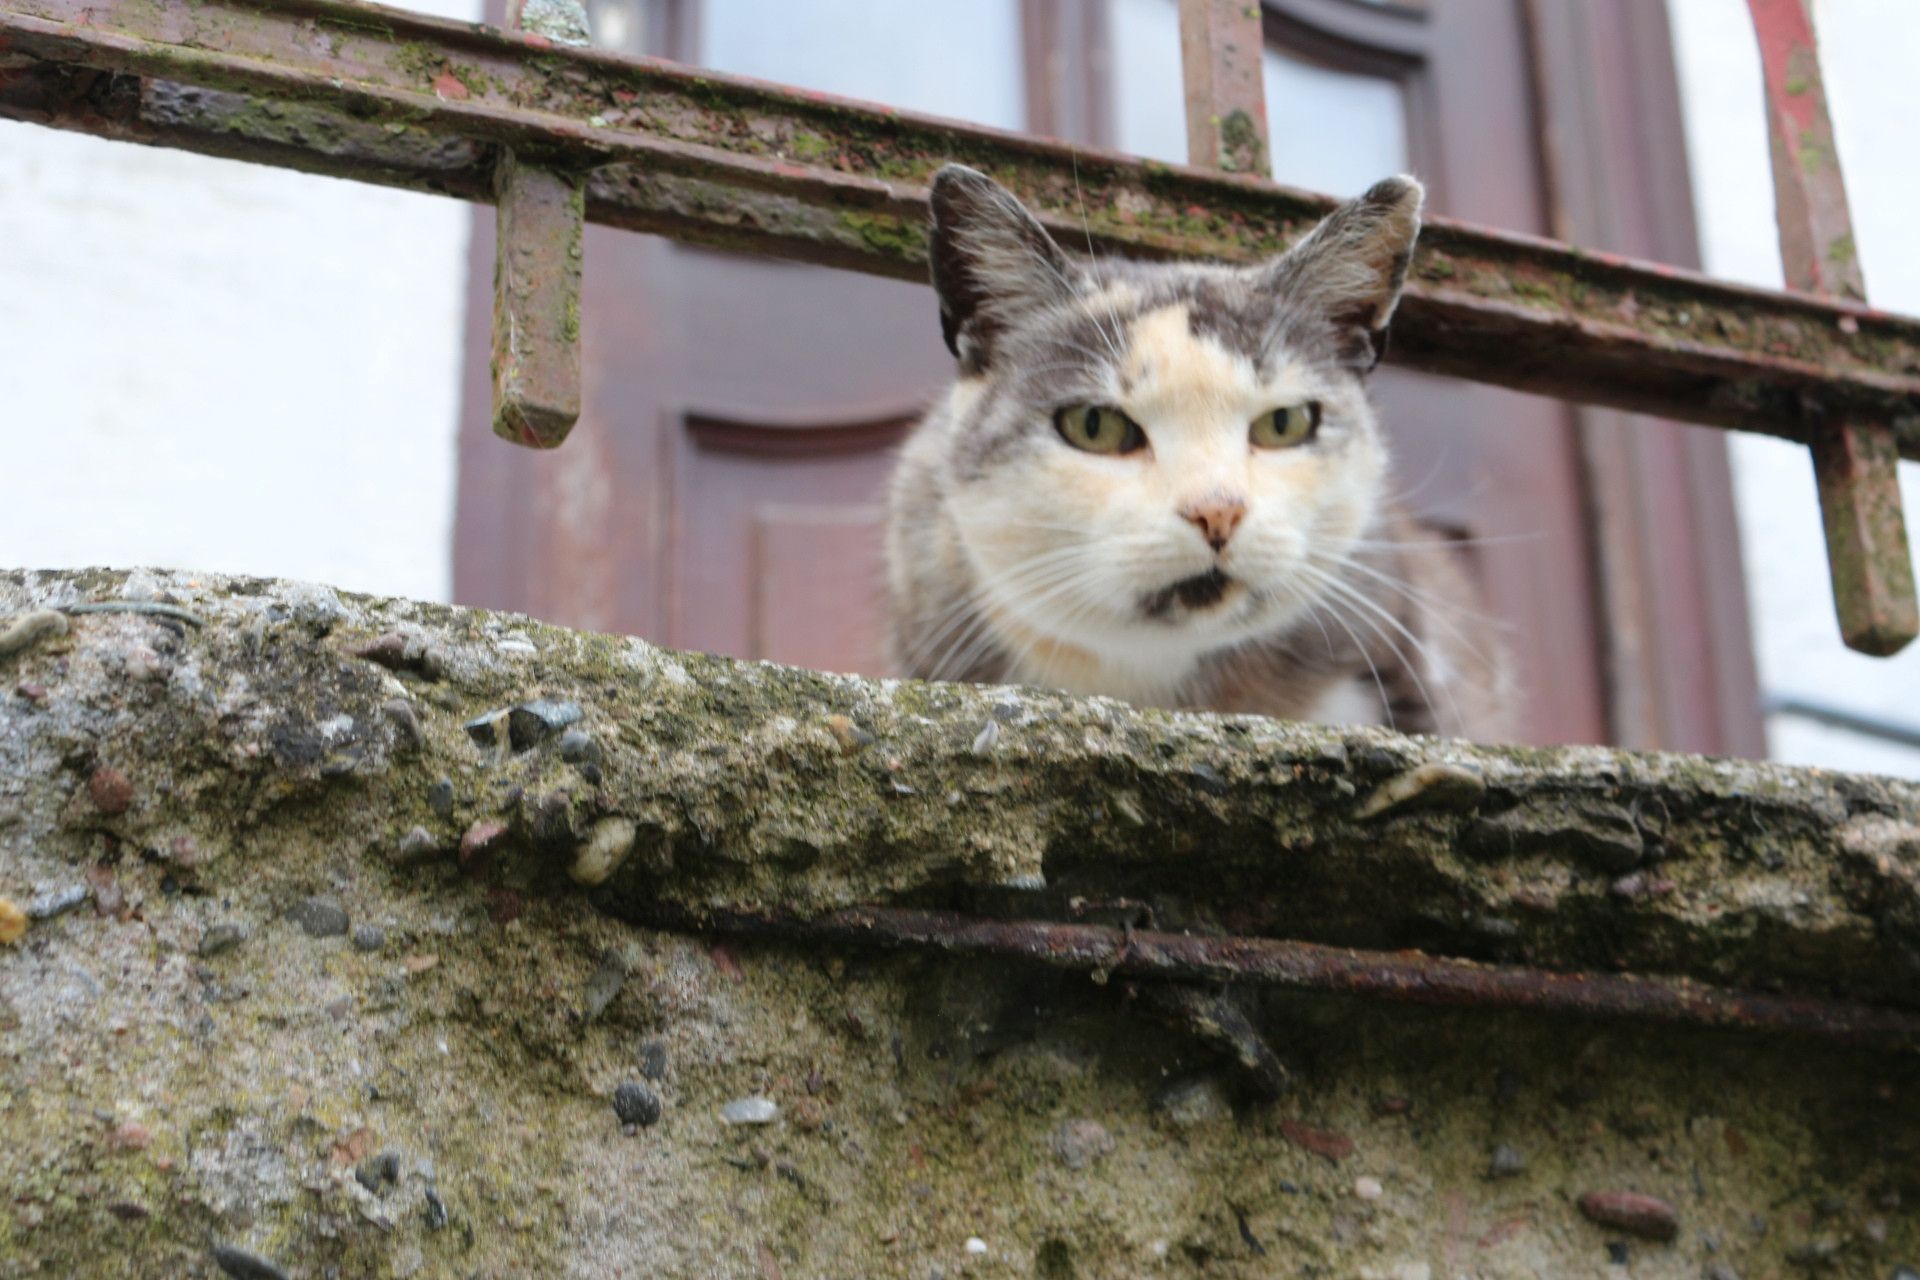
[
  {"xmin": 1749, "ymin": 0, "xmax": 1916, "ymax": 654},
  {"xmin": 490, "ymin": 0, "xmax": 592, "ymax": 449},
  {"xmin": 1177, "ymin": 0, "xmax": 1270, "ymax": 176}
]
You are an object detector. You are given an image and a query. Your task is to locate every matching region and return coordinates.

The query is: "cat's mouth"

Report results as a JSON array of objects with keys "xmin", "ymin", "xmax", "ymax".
[{"xmin": 1141, "ymin": 568, "xmax": 1237, "ymax": 619}]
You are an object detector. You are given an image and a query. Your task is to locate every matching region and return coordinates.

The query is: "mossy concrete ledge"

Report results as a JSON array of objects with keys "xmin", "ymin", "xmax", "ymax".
[{"xmin": 1, "ymin": 567, "xmax": 1917, "ymax": 1278}]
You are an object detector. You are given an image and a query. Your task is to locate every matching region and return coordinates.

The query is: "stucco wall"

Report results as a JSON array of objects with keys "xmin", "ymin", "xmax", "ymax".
[{"xmin": 0, "ymin": 0, "xmax": 478, "ymax": 602}]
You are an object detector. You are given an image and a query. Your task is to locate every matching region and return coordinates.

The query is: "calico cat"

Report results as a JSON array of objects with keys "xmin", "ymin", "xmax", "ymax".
[{"xmin": 885, "ymin": 165, "xmax": 1510, "ymax": 739}]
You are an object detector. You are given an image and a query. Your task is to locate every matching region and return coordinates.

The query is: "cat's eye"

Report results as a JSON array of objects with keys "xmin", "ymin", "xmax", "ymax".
[
  {"xmin": 1250, "ymin": 402, "xmax": 1321, "ymax": 449},
  {"xmin": 1053, "ymin": 405, "xmax": 1147, "ymax": 456}
]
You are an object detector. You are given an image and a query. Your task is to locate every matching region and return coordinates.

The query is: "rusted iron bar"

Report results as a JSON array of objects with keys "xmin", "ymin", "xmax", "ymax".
[
  {"xmin": 487, "ymin": 0, "xmax": 589, "ymax": 448},
  {"xmin": 1, "ymin": 0, "xmax": 1916, "ymax": 462},
  {"xmin": 1178, "ymin": 0, "xmax": 1269, "ymax": 175},
  {"xmin": 1749, "ymin": 0, "xmax": 1917, "ymax": 655},
  {"xmin": 682, "ymin": 906, "xmax": 1920, "ymax": 1052}
]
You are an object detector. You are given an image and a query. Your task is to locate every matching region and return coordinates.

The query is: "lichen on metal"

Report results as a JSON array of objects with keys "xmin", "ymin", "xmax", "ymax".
[
  {"xmin": 1748, "ymin": 0, "xmax": 1917, "ymax": 655},
  {"xmin": 1178, "ymin": 0, "xmax": 1270, "ymax": 175},
  {"xmin": 506, "ymin": 0, "xmax": 590, "ymax": 47}
]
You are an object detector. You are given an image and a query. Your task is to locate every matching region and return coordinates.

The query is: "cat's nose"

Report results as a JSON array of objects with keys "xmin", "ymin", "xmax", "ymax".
[{"xmin": 1179, "ymin": 491, "xmax": 1247, "ymax": 551}]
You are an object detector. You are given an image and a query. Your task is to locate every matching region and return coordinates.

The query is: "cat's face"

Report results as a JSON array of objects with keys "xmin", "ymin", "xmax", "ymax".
[{"xmin": 925, "ymin": 167, "xmax": 1420, "ymax": 680}]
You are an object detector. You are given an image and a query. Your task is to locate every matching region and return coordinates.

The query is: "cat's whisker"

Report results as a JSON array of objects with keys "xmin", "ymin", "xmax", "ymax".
[
  {"xmin": 1299, "ymin": 596, "xmax": 1397, "ymax": 731},
  {"xmin": 1307, "ymin": 548, "xmax": 1509, "ymax": 659},
  {"xmin": 1066, "ymin": 149, "xmax": 1130, "ymax": 371},
  {"xmin": 1297, "ymin": 563, "xmax": 1457, "ymax": 730},
  {"xmin": 1320, "ymin": 544, "xmax": 1521, "ymax": 660},
  {"xmin": 914, "ymin": 551, "xmax": 1114, "ymax": 678},
  {"xmin": 1345, "ymin": 531, "xmax": 1543, "ymax": 551},
  {"xmin": 907, "ymin": 551, "xmax": 1104, "ymax": 676}
]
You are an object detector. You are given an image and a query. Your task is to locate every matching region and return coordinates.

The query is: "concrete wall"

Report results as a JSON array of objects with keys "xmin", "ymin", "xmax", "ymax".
[{"xmin": 1, "ymin": 0, "xmax": 1916, "ymax": 774}]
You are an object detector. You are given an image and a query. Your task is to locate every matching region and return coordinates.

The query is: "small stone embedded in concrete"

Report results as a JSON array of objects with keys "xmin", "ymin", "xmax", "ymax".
[
  {"xmin": 570, "ymin": 816, "xmax": 637, "ymax": 886},
  {"xmin": 397, "ymin": 826, "xmax": 437, "ymax": 860},
  {"xmin": 423, "ymin": 1187, "xmax": 449, "ymax": 1231},
  {"xmin": 348, "ymin": 632, "xmax": 410, "ymax": 670},
  {"xmin": 211, "ymin": 1243, "xmax": 290, "ymax": 1280},
  {"xmin": 355, "ymin": 1150, "xmax": 402, "ymax": 1192},
  {"xmin": 459, "ymin": 820, "xmax": 508, "ymax": 868},
  {"xmin": 26, "ymin": 885, "xmax": 89, "ymax": 920},
  {"xmin": 582, "ymin": 949, "xmax": 627, "ymax": 1020},
  {"xmin": 1577, "ymin": 1190, "xmax": 1679, "ymax": 1242},
  {"xmin": 1183, "ymin": 763, "xmax": 1228, "ymax": 795},
  {"xmin": 1353, "ymin": 1176, "xmax": 1384, "ymax": 1201},
  {"xmin": 1703, "ymin": 1264, "xmax": 1742, "ymax": 1280},
  {"xmin": 1468, "ymin": 799, "xmax": 1644, "ymax": 872},
  {"xmin": 1785, "ymin": 1240, "xmax": 1840, "ymax": 1266},
  {"xmin": 556, "ymin": 727, "xmax": 601, "ymax": 765},
  {"xmin": 640, "ymin": 1039, "xmax": 668, "ymax": 1081},
  {"xmin": 198, "ymin": 923, "xmax": 249, "ymax": 957},
  {"xmin": 964, "ymin": 1237, "xmax": 989, "ymax": 1256},
  {"xmin": 507, "ymin": 699, "xmax": 582, "ymax": 751},
  {"xmin": 1279, "ymin": 1119, "xmax": 1354, "ymax": 1162},
  {"xmin": 0, "ymin": 898, "xmax": 27, "ymax": 945},
  {"xmin": 0, "ymin": 608, "xmax": 67, "ymax": 656},
  {"xmin": 1156, "ymin": 1076, "xmax": 1230, "ymax": 1127},
  {"xmin": 352, "ymin": 925, "xmax": 387, "ymax": 953},
  {"xmin": 87, "ymin": 765, "xmax": 134, "ymax": 815},
  {"xmin": 1488, "ymin": 1143, "xmax": 1527, "ymax": 1178},
  {"xmin": 613, "ymin": 1080, "xmax": 663, "ymax": 1128},
  {"xmin": 382, "ymin": 698, "xmax": 423, "ymax": 750},
  {"xmin": 720, "ymin": 1096, "xmax": 779, "ymax": 1125},
  {"xmin": 427, "ymin": 778, "xmax": 455, "ymax": 818},
  {"xmin": 286, "ymin": 895, "xmax": 350, "ymax": 938},
  {"xmin": 462, "ymin": 709, "xmax": 510, "ymax": 749},
  {"xmin": 825, "ymin": 714, "xmax": 874, "ymax": 753},
  {"xmin": 1049, "ymin": 1118, "xmax": 1114, "ymax": 1170},
  {"xmin": 1355, "ymin": 761, "xmax": 1487, "ymax": 820}
]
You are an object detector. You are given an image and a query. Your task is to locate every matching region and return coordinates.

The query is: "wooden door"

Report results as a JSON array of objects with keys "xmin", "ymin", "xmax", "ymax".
[{"xmin": 452, "ymin": 0, "xmax": 1759, "ymax": 751}]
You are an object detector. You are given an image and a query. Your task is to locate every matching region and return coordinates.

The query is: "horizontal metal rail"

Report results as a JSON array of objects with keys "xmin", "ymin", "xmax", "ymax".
[
  {"xmin": 680, "ymin": 905, "xmax": 1920, "ymax": 1052},
  {"xmin": 1765, "ymin": 694, "xmax": 1920, "ymax": 750},
  {"xmin": 2, "ymin": 0, "xmax": 1918, "ymax": 457}
]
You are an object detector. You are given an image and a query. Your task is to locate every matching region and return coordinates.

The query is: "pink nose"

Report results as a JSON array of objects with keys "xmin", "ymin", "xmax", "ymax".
[{"xmin": 1179, "ymin": 492, "xmax": 1247, "ymax": 551}]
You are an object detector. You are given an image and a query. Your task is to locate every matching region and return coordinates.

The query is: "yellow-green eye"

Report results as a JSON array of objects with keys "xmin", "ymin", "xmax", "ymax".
[
  {"xmin": 1053, "ymin": 404, "xmax": 1146, "ymax": 455},
  {"xmin": 1250, "ymin": 402, "xmax": 1321, "ymax": 449}
]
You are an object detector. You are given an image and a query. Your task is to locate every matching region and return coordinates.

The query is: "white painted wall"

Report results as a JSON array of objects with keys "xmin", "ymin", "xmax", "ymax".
[
  {"xmin": 0, "ymin": 0, "xmax": 478, "ymax": 602},
  {"xmin": 1669, "ymin": 0, "xmax": 1920, "ymax": 777}
]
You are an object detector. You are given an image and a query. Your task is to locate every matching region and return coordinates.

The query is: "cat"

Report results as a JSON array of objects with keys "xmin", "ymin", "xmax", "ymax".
[{"xmin": 884, "ymin": 165, "xmax": 1511, "ymax": 740}]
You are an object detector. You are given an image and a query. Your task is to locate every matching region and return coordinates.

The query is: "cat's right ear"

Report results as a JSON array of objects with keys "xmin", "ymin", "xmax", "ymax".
[{"xmin": 929, "ymin": 165, "xmax": 1074, "ymax": 370}]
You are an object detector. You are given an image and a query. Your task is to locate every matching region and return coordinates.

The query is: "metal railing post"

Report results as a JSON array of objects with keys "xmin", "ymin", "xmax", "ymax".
[
  {"xmin": 489, "ymin": 0, "xmax": 592, "ymax": 449},
  {"xmin": 1178, "ymin": 0, "xmax": 1270, "ymax": 177},
  {"xmin": 1748, "ymin": 0, "xmax": 1917, "ymax": 654}
]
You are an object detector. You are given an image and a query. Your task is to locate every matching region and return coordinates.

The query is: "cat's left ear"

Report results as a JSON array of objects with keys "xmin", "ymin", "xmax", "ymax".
[
  {"xmin": 1266, "ymin": 175, "xmax": 1423, "ymax": 373},
  {"xmin": 928, "ymin": 165, "xmax": 1076, "ymax": 371}
]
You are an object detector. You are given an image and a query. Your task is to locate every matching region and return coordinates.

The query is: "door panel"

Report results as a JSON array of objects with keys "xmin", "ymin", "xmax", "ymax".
[{"xmin": 672, "ymin": 410, "xmax": 907, "ymax": 668}]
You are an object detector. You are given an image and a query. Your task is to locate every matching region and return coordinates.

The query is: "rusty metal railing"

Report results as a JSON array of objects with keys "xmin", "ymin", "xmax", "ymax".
[{"xmin": 0, "ymin": 0, "xmax": 1912, "ymax": 653}]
